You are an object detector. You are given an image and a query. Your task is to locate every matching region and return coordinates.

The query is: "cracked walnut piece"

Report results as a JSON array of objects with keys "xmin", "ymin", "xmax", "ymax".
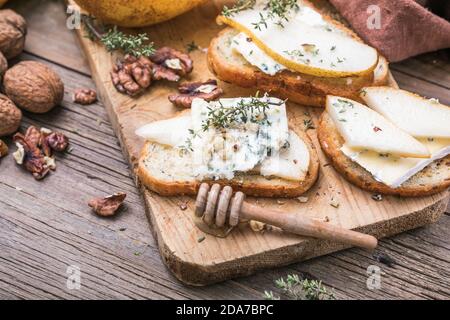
[
  {"xmin": 13, "ymin": 130, "xmax": 50, "ymax": 180},
  {"xmin": 111, "ymin": 54, "xmax": 153, "ymax": 96},
  {"xmin": 150, "ymin": 47, "xmax": 193, "ymax": 76},
  {"xmin": 13, "ymin": 126, "xmax": 69, "ymax": 180},
  {"xmin": 110, "ymin": 47, "xmax": 193, "ymax": 97},
  {"xmin": 89, "ymin": 192, "xmax": 127, "ymax": 217},
  {"xmin": 45, "ymin": 132, "xmax": 69, "ymax": 152},
  {"xmin": 73, "ymin": 88, "xmax": 97, "ymax": 105},
  {"xmin": 168, "ymin": 79, "xmax": 223, "ymax": 108}
]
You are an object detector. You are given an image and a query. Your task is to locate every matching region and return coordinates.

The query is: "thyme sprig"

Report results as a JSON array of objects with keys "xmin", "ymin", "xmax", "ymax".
[
  {"xmin": 178, "ymin": 94, "xmax": 282, "ymax": 153},
  {"xmin": 255, "ymin": 0, "xmax": 299, "ymax": 29},
  {"xmin": 222, "ymin": 0, "xmax": 299, "ymax": 29},
  {"xmin": 186, "ymin": 41, "xmax": 200, "ymax": 53},
  {"xmin": 202, "ymin": 96, "xmax": 278, "ymax": 131},
  {"xmin": 101, "ymin": 27, "xmax": 155, "ymax": 57},
  {"xmin": 81, "ymin": 14, "xmax": 155, "ymax": 57},
  {"xmin": 222, "ymin": 0, "xmax": 257, "ymax": 18},
  {"xmin": 264, "ymin": 274, "xmax": 336, "ymax": 300}
]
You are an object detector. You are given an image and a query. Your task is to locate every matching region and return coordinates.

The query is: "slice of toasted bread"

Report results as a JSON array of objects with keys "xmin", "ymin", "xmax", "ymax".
[
  {"xmin": 208, "ymin": 28, "xmax": 389, "ymax": 107},
  {"xmin": 137, "ymin": 123, "xmax": 320, "ymax": 198},
  {"xmin": 317, "ymin": 112, "xmax": 450, "ymax": 197}
]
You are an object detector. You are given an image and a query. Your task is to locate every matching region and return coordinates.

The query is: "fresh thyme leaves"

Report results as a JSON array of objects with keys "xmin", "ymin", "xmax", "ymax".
[
  {"xmin": 252, "ymin": 12, "xmax": 269, "ymax": 30},
  {"xmin": 222, "ymin": 0, "xmax": 299, "ymax": 29},
  {"xmin": 337, "ymin": 98, "xmax": 354, "ymax": 108},
  {"xmin": 283, "ymin": 49, "xmax": 303, "ymax": 57},
  {"xmin": 81, "ymin": 14, "xmax": 155, "ymax": 57},
  {"xmin": 263, "ymin": 291, "xmax": 280, "ymax": 300},
  {"xmin": 261, "ymin": 0, "xmax": 299, "ymax": 28},
  {"xmin": 303, "ymin": 119, "xmax": 315, "ymax": 130},
  {"xmin": 101, "ymin": 27, "xmax": 155, "ymax": 57},
  {"xmin": 222, "ymin": 0, "xmax": 256, "ymax": 17},
  {"xmin": 283, "ymin": 44, "xmax": 320, "ymax": 63},
  {"xmin": 179, "ymin": 129, "xmax": 199, "ymax": 155},
  {"xmin": 201, "ymin": 96, "xmax": 277, "ymax": 131},
  {"xmin": 186, "ymin": 41, "xmax": 200, "ymax": 53},
  {"xmin": 283, "ymin": 49, "xmax": 312, "ymax": 65},
  {"xmin": 178, "ymin": 95, "xmax": 282, "ymax": 153},
  {"xmin": 264, "ymin": 274, "xmax": 336, "ymax": 300}
]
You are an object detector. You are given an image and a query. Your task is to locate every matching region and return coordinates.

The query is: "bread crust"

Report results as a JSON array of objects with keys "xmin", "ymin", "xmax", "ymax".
[
  {"xmin": 208, "ymin": 28, "xmax": 389, "ymax": 107},
  {"xmin": 138, "ymin": 124, "xmax": 320, "ymax": 198},
  {"xmin": 317, "ymin": 112, "xmax": 450, "ymax": 197}
]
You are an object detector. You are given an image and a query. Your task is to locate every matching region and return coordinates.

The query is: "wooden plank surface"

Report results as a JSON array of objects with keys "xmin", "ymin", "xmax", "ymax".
[
  {"xmin": 0, "ymin": 0, "xmax": 449, "ymax": 298},
  {"xmin": 69, "ymin": 0, "xmax": 449, "ymax": 285}
]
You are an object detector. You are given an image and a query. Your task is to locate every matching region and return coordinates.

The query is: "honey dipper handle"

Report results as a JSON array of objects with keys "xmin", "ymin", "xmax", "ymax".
[{"xmin": 240, "ymin": 202, "xmax": 378, "ymax": 250}]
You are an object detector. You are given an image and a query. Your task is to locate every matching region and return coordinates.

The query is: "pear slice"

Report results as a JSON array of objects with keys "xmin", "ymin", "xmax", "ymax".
[
  {"xmin": 326, "ymin": 96, "xmax": 430, "ymax": 158},
  {"xmin": 360, "ymin": 87, "xmax": 450, "ymax": 139},
  {"xmin": 218, "ymin": 0, "xmax": 378, "ymax": 78}
]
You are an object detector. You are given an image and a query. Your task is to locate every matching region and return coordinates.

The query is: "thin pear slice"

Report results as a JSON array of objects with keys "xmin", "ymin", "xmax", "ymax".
[
  {"xmin": 135, "ymin": 116, "xmax": 192, "ymax": 147},
  {"xmin": 218, "ymin": 0, "xmax": 378, "ymax": 77},
  {"xmin": 361, "ymin": 87, "xmax": 450, "ymax": 139},
  {"xmin": 326, "ymin": 96, "xmax": 430, "ymax": 158}
]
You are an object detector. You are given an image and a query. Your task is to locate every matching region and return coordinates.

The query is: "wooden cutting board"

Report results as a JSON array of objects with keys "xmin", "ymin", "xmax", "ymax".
[{"xmin": 72, "ymin": 0, "xmax": 449, "ymax": 285}]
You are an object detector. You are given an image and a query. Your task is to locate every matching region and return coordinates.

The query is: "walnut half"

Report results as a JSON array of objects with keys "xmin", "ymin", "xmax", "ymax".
[
  {"xmin": 0, "ymin": 139, "xmax": 8, "ymax": 158},
  {"xmin": 150, "ymin": 47, "xmax": 193, "ymax": 76},
  {"xmin": 168, "ymin": 79, "xmax": 224, "ymax": 108},
  {"xmin": 110, "ymin": 54, "xmax": 153, "ymax": 97}
]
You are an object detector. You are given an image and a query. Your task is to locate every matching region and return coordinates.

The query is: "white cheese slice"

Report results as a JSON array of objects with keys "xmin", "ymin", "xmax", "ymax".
[
  {"xmin": 231, "ymin": 32, "xmax": 286, "ymax": 76},
  {"xmin": 135, "ymin": 115, "xmax": 192, "ymax": 148},
  {"xmin": 341, "ymin": 138, "xmax": 450, "ymax": 188},
  {"xmin": 260, "ymin": 131, "xmax": 310, "ymax": 181},
  {"xmin": 190, "ymin": 97, "xmax": 290, "ymax": 180},
  {"xmin": 361, "ymin": 87, "xmax": 450, "ymax": 139},
  {"xmin": 221, "ymin": 0, "xmax": 378, "ymax": 76},
  {"xmin": 327, "ymin": 96, "xmax": 430, "ymax": 158}
]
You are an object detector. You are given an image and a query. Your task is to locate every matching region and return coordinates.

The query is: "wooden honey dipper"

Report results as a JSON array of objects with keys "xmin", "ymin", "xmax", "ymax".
[{"xmin": 195, "ymin": 183, "xmax": 378, "ymax": 250}]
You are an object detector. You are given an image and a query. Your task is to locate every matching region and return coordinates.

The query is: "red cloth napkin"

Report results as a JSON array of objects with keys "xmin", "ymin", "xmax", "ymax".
[{"xmin": 328, "ymin": 0, "xmax": 450, "ymax": 62}]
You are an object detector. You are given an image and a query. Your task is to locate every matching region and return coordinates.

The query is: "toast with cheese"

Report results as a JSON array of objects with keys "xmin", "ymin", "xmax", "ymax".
[
  {"xmin": 137, "ymin": 97, "xmax": 320, "ymax": 197},
  {"xmin": 318, "ymin": 91, "xmax": 450, "ymax": 197},
  {"xmin": 138, "ymin": 126, "xmax": 319, "ymax": 197},
  {"xmin": 208, "ymin": 0, "xmax": 389, "ymax": 107}
]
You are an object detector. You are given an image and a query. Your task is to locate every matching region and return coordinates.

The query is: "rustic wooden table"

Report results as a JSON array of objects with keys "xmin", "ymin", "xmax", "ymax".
[{"xmin": 0, "ymin": 0, "xmax": 449, "ymax": 300}]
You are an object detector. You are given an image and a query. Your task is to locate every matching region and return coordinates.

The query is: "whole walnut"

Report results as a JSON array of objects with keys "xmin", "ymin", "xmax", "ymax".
[
  {"xmin": 0, "ymin": 51, "xmax": 7, "ymax": 81},
  {"xmin": 3, "ymin": 61, "xmax": 64, "ymax": 113},
  {"xmin": 0, "ymin": 93, "xmax": 22, "ymax": 137},
  {"xmin": 0, "ymin": 9, "xmax": 27, "ymax": 59}
]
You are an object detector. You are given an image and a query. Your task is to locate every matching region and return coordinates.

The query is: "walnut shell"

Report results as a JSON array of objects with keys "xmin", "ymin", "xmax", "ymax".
[
  {"xmin": 0, "ymin": 51, "xmax": 7, "ymax": 81},
  {"xmin": 3, "ymin": 61, "xmax": 64, "ymax": 113},
  {"xmin": 0, "ymin": 9, "xmax": 27, "ymax": 59},
  {"xmin": 0, "ymin": 93, "xmax": 22, "ymax": 136}
]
